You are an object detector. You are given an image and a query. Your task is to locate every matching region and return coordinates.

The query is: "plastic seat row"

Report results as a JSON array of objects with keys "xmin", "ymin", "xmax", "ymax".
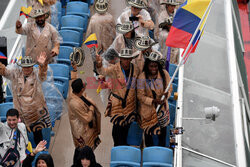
[{"xmin": 111, "ymin": 146, "xmax": 173, "ymax": 167}]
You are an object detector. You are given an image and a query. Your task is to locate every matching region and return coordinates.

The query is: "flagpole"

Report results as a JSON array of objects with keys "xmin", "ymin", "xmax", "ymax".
[{"xmin": 156, "ymin": 0, "xmax": 215, "ymax": 113}]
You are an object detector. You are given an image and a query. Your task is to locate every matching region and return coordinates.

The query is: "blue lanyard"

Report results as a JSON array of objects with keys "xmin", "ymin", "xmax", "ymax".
[{"xmin": 121, "ymin": 67, "xmax": 128, "ymax": 83}]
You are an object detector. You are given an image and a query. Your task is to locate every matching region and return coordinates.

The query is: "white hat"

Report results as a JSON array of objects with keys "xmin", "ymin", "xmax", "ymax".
[
  {"xmin": 134, "ymin": 36, "xmax": 157, "ymax": 51},
  {"xmin": 127, "ymin": 0, "xmax": 147, "ymax": 9},
  {"xmin": 18, "ymin": 56, "xmax": 36, "ymax": 67},
  {"xmin": 160, "ymin": 0, "xmax": 179, "ymax": 5},
  {"xmin": 31, "ymin": 9, "xmax": 49, "ymax": 18},
  {"xmin": 116, "ymin": 21, "xmax": 134, "ymax": 34},
  {"xmin": 147, "ymin": 51, "xmax": 163, "ymax": 62},
  {"xmin": 94, "ymin": 0, "xmax": 108, "ymax": 14},
  {"xmin": 119, "ymin": 48, "xmax": 137, "ymax": 58}
]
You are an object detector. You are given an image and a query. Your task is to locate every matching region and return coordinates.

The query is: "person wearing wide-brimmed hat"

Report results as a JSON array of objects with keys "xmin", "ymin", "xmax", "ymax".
[
  {"xmin": 158, "ymin": 16, "xmax": 179, "ymax": 68},
  {"xmin": 95, "ymin": 48, "xmax": 140, "ymax": 146},
  {"xmin": 154, "ymin": 0, "xmax": 178, "ymax": 40},
  {"xmin": 16, "ymin": 8, "xmax": 60, "ymax": 63},
  {"xmin": 117, "ymin": 0, "xmax": 154, "ymax": 37},
  {"xmin": 86, "ymin": 0, "xmax": 116, "ymax": 53},
  {"xmin": 109, "ymin": 21, "xmax": 137, "ymax": 55},
  {"xmin": 26, "ymin": 0, "xmax": 56, "ymax": 23},
  {"xmin": 132, "ymin": 35, "xmax": 159, "ymax": 74},
  {"xmin": 137, "ymin": 51, "xmax": 172, "ymax": 147},
  {"xmin": 0, "ymin": 52, "xmax": 51, "ymax": 146}
]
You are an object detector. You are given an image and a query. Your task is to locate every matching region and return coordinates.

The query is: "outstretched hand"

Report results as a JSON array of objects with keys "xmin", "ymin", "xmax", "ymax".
[
  {"xmin": 33, "ymin": 140, "xmax": 47, "ymax": 154},
  {"xmin": 71, "ymin": 60, "xmax": 77, "ymax": 71},
  {"xmin": 37, "ymin": 52, "xmax": 47, "ymax": 66}
]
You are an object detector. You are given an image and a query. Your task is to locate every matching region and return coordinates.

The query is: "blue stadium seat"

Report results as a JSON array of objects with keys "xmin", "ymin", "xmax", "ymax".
[
  {"xmin": 61, "ymin": 15, "xmax": 85, "ymax": 43},
  {"xmin": 55, "ymin": 1, "xmax": 62, "ymax": 13},
  {"xmin": 5, "ymin": 86, "xmax": 13, "ymax": 102},
  {"xmin": 127, "ymin": 121, "xmax": 143, "ymax": 146},
  {"xmin": 169, "ymin": 63, "xmax": 178, "ymax": 78},
  {"xmin": 143, "ymin": 146, "xmax": 173, "ymax": 167},
  {"xmin": 169, "ymin": 103, "xmax": 176, "ymax": 126},
  {"xmin": 110, "ymin": 146, "xmax": 141, "ymax": 167},
  {"xmin": 66, "ymin": 1, "xmax": 90, "ymax": 17},
  {"xmin": 54, "ymin": 82, "xmax": 64, "ymax": 95},
  {"xmin": 57, "ymin": 46, "xmax": 73, "ymax": 66},
  {"xmin": 0, "ymin": 102, "xmax": 14, "ymax": 122},
  {"xmin": 27, "ymin": 128, "xmax": 51, "ymax": 149},
  {"xmin": 49, "ymin": 64, "xmax": 70, "ymax": 99},
  {"xmin": 59, "ymin": 30, "xmax": 80, "ymax": 47},
  {"xmin": 31, "ymin": 151, "xmax": 49, "ymax": 167}
]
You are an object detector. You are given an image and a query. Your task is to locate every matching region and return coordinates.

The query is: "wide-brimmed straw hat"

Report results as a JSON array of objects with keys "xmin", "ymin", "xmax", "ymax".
[
  {"xmin": 146, "ymin": 51, "xmax": 163, "ymax": 62},
  {"xmin": 159, "ymin": 16, "xmax": 173, "ymax": 28},
  {"xmin": 119, "ymin": 48, "xmax": 137, "ymax": 58},
  {"xmin": 116, "ymin": 21, "xmax": 134, "ymax": 34},
  {"xmin": 31, "ymin": 9, "xmax": 49, "ymax": 18},
  {"xmin": 94, "ymin": 0, "xmax": 109, "ymax": 14},
  {"xmin": 160, "ymin": 0, "xmax": 179, "ymax": 5},
  {"xmin": 18, "ymin": 56, "xmax": 36, "ymax": 67},
  {"xmin": 127, "ymin": 0, "xmax": 147, "ymax": 9},
  {"xmin": 134, "ymin": 36, "xmax": 157, "ymax": 51}
]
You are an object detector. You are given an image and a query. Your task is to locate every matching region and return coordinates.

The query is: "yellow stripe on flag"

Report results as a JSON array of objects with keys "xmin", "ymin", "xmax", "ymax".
[
  {"xmin": 84, "ymin": 33, "xmax": 97, "ymax": 44},
  {"xmin": 20, "ymin": 6, "xmax": 32, "ymax": 15},
  {"xmin": 38, "ymin": 0, "xmax": 44, "ymax": 6},
  {"xmin": 182, "ymin": 0, "xmax": 211, "ymax": 19}
]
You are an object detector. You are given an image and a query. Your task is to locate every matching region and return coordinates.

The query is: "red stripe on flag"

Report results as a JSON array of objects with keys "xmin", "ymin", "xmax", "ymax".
[
  {"xmin": 85, "ymin": 44, "xmax": 98, "ymax": 48},
  {"xmin": 166, "ymin": 26, "xmax": 193, "ymax": 49},
  {"xmin": 20, "ymin": 12, "xmax": 29, "ymax": 18}
]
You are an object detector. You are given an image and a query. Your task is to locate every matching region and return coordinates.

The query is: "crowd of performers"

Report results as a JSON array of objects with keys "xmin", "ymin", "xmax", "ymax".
[{"xmin": 0, "ymin": 0, "xmax": 185, "ymax": 166}]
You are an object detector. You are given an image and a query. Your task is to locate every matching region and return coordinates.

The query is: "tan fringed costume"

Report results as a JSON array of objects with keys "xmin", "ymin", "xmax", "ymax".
[
  {"xmin": 0, "ymin": 64, "xmax": 51, "ymax": 132},
  {"xmin": 16, "ymin": 22, "xmax": 60, "ymax": 63},
  {"xmin": 86, "ymin": 13, "xmax": 116, "ymax": 52},
  {"xmin": 137, "ymin": 70, "xmax": 172, "ymax": 135},
  {"xmin": 68, "ymin": 72, "xmax": 101, "ymax": 150},
  {"xmin": 97, "ymin": 62, "xmax": 139, "ymax": 126}
]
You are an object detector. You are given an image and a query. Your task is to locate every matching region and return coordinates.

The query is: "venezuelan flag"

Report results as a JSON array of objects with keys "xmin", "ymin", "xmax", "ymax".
[
  {"xmin": 0, "ymin": 51, "xmax": 7, "ymax": 59},
  {"xmin": 20, "ymin": 6, "xmax": 32, "ymax": 18},
  {"xmin": 84, "ymin": 33, "xmax": 98, "ymax": 48},
  {"xmin": 166, "ymin": 0, "xmax": 212, "ymax": 50}
]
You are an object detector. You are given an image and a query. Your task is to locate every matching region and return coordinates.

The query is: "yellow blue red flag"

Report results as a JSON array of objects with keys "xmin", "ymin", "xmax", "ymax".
[
  {"xmin": 84, "ymin": 33, "xmax": 98, "ymax": 49},
  {"xmin": 20, "ymin": 6, "xmax": 32, "ymax": 18},
  {"xmin": 166, "ymin": 0, "xmax": 212, "ymax": 52}
]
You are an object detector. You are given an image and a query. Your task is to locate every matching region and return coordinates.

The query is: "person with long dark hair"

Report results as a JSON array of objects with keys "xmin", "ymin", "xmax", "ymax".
[
  {"xmin": 137, "ymin": 51, "xmax": 172, "ymax": 147},
  {"xmin": 72, "ymin": 146, "xmax": 102, "ymax": 167}
]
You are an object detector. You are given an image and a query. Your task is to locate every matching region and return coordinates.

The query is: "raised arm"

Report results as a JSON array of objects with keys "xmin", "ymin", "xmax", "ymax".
[
  {"xmin": 37, "ymin": 52, "xmax": 48, "ymax": 82},
  {"xmin": 95, "ymin": 54, "xmax": 115, "ymax": 76},
  {"xmin": 15, "ymin": 20, "xmax": 30, "ymax": 35}
]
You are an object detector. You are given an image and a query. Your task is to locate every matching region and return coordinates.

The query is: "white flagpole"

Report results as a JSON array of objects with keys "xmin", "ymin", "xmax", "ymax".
[{"xmin": 156, "ymin": 0, "xmax": 215, "ymax": 113}]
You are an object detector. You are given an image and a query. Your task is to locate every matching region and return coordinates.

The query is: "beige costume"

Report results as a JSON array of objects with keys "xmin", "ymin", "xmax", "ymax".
[
  {"xmin": 117, "ymin": 8, "xmax": 152, "ymax": 36},
  {"xmin": 154, "ymin": 9, "xmax": 176, "ymax": 40},
  {"xmin": 0, "ymin": 64, "xmax": 51, "ymax": 132},
  {"xmin": 97, "ymin": 62, "xmax": 139, "ymax": 126},
  {"xmin": 137, "ymin": 70, "xmax": 172, "ymax": 135},
  {"xmin": 68, "ymin": 72, "xmax": 101, "ymax": 150},
  {"xmin": 16, "ymin": 22, "xmax": 60, "ymax": 63},
  {"xmin": 86, "ymin": 13, "xmax": 116, "ymax": 52}
]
